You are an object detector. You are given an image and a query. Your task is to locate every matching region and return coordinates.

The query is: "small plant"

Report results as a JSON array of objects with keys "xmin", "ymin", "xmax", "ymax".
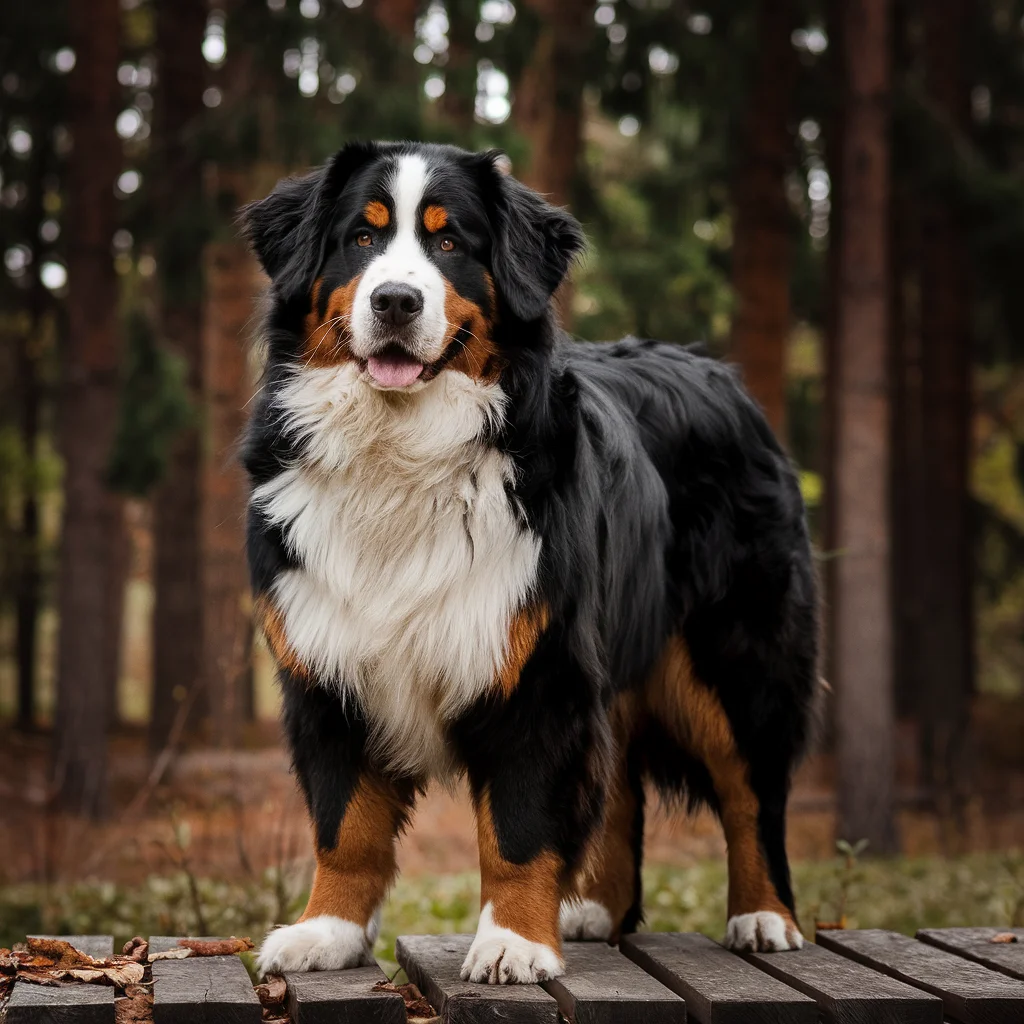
[{"xmin": 815, "ymin": 837, "xmax": 869, "ymax": 930}]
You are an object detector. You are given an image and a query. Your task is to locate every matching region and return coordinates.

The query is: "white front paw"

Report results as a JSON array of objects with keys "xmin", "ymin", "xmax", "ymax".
[
  {"xmin": 724, "ymin": 911, "xmax": 804, "ymax": 952},
  {"xmin": 257, "ymin": 915, "xmax": 375, "ymax": 974},
  {"xmin": 461, "ymin": 903, "xmax": 564, "ymax": 984},
  {"xmin": 559, "ymin": 898, "xmax": 613, "ymax": 941}
]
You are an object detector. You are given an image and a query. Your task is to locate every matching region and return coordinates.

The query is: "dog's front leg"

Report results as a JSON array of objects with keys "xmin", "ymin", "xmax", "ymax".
[
  {"xmin": 453, "ymin": 647, "xmax": 607, "ymax": 985},
  {"xmin": 257, "ymin": 671, "xmax": 417, "ymax": 975}
]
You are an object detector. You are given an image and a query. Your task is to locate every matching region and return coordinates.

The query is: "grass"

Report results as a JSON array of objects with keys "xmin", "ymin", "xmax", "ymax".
[{"xmin": 1, "ymin": 852, "xmax": 1021, "ymax": 977}]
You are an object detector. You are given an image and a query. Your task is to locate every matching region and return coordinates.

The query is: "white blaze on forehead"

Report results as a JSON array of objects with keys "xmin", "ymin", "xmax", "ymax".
[
  {"xmin": 391, "ymin": 153, "xmax": 430, "ymax": 240},
  {"xmin": 350, "ymin": 152, "xmax": 448, "ymax": 365}
]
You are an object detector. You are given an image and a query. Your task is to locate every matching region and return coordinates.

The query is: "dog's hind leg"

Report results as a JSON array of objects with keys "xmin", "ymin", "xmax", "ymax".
[
  {"xmin": 560, "ymin": 695, "xmax": 645, "ymax": 943},
  {"xmin": 647, "ymin": 636, "xmax": 803, "ymax": 953},
  {"xmin": 257, "ymin": 670, "xmax": 418, "ymax": 975}
]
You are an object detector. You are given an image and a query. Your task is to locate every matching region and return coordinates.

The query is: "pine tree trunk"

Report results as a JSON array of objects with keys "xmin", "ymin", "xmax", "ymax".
[
  {"xmin": 439, "ymin": 0, "xmax": 477, "ymax": 130},
  {"xmin": 730, "ymin": 0, "xmax": 798, "ymax": 438},
  {"xmin": 833, "ymin": 0, "xmax": 898, "ymax": 853},
  {"xmin": 516, "ymin": 0, "xmax": 592, "ymax": 208},
  {"xmin": 149, "ymin": 0, "xmax": 207, "ymax": 754},
  {"xmin": 919, "ymin": 0, "xmax": 972, "ymax": 828},
  {"xmin": 53, "ymin": 0, "xmax": 124, "ymax": 817},
  {"xmin": 15, "ymin": 120, "xmax": 49, "ymax": 733},
  {"xmin": 200, "ymin": 224, "xmax": 257, "ymax": 746}
]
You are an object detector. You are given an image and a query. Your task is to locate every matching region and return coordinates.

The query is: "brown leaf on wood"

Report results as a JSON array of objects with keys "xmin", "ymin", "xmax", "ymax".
[
  {"xmin": 26, "ymin": 938, "xmax": 96, "ymax": 968},
  {"xmin": 123, "ymin": 937, "xmax": 150, "ymax": 962},
  {"xmin": 15, "ymin": 969, "xmax": 66, "ymax": 986},
  {"xmin": 372, "ymin": 980, "xmax": 435, "ymax": 1018},
  {"xmin": 256, "ymin": 974, "xmax": 287, "ymax": 1007},
  {"xmin": 148, "ymin": 947, "xmax": 193, "ymax": 961},
  {"xmin": 115, "ymin": 985, "xmax": 154, "ymax": 1024},
  {"xmin": 991, "ymin": 932, "xmax": 1019, "ymax": 943},
  {"xmin": 176, "ymin": 937, "xmax": 254, "ymax": 956}
]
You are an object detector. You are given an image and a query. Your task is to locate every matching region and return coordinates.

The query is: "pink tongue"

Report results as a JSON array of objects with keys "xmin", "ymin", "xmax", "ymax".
[{"xmin": 367, "ymin": 352, "xmax": 424, "ymax": 388}]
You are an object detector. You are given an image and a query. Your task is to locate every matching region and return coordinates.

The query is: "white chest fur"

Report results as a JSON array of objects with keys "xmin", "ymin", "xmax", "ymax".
[{"xmin": 252, "ymin": 364, "xmax": 541, "ymax": 777}]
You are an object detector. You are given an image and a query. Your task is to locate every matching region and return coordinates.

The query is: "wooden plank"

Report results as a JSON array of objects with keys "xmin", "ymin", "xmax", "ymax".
[
  {"xmin": 619, "ymin": 932, "xmax": 817, "ymax": 1024},
  {"xmin": 395, "ymin": 934, "xmax": 559, "ymax": 1024},
  {"xmin": 284, "ymin": 965, "xmax": 406, "ymax": 1024},
  {"xmin": 746, "ymin": 939, "xmax": 943, "ymax": 1024},
  {"xmin": 816, "ymin": 928, "xmax": 1024, "ymax": 1024},
  {"xmin": 916, "ymin": 929, "xmax": 1024, "ymax": 983},
  {"xmin": 149, "ymin": 936, "xmax": 260, "ymax": 1024},
  {"xmin": 7, "ymin": 936, "xmax": 115, "ymax": 1024},
  {"xmin": 543, "ymin": 942, "xmax": 686, "ymax": 1023}
]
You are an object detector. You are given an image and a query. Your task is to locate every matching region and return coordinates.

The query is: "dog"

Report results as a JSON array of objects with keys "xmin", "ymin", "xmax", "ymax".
[{"xmin": 241, "ymin": 141, "xmax": 817, "ymax": 984}]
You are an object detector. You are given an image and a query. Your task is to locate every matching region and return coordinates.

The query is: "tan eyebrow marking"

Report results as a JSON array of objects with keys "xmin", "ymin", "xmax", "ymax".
[
  {"xmin": 423, "ymin": 204, "xmax": 448, "ymax": 233},
  {"xmin": 364, "ymin": 201, "xmax": 390, "ymax": 228}
]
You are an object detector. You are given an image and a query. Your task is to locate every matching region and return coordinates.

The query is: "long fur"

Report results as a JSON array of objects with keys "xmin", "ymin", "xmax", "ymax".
[{"xmin": 242, "ymin": 141, "xmax": 818, "ymax": 974}]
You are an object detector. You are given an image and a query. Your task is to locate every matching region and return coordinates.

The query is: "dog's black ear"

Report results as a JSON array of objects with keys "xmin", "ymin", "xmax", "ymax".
[
  {"xmin": 472, "ymin": 150, "xmax": 586, "ymax": 322},
  {"xmin": 241, "ymin": 141, "xmax": 378, "ymax": 299}
]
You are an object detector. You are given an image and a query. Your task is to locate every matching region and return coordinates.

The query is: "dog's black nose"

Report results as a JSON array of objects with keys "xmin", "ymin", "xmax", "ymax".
[{"xmin": 370, "ymin": 282, "xmax": 424, "ymax": 327}]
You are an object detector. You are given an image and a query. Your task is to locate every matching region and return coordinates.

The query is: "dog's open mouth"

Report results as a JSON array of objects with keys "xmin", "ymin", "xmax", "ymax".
[{"xmin": 364, "ymin": 345, "xmax": 424, "ymax": 388}]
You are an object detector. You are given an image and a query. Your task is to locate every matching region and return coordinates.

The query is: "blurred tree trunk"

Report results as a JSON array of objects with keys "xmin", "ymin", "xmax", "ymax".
[
  {"xmin": 149, "ymin": 0, "xmax": 207, "ymax": 754},
  {"xmin": 730, "ymin": 0, "xmax": 798, "ymax": 439},
  {"xmin": 200, "ymin": 196, "xmax": 257, "ymax": 746},
  {"xmin": 516, "ymin": 0, "xmax": 592, "ymax": 208},
  {"xmin": 822, "ymin": 0, "xmax": 846, "ymax": 706},
  {"xmin": 440, "ymin": 0, "xmax": 477, "ymax": 131},
  {"xmin": 889, "ymin": 0, "xmax": 928, "ymax": 720},
  {"xmin": 372, "ymin": 0, "xmax": 420, "ymax": 37},
  {"xmin": 53, "ymin": 0, "xmax": 124, "ymax": 817},
  {"xmin": 833, "ymin": 0, "xmax": 898, "ymax": 852},
  {"xmin": 15, "ymin": 119, "xmax": 49, "ymax": 732},
  {"xmin": 919, "ymin": 0, "xmax": 972, "ymax": 829}
]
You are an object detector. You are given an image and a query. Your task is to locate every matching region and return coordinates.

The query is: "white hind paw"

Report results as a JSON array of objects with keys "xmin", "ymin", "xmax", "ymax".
[
  {"xmin": 559, "ymin": 898, "xmax": 613, "ymax": 941},
  {"xmin": 724, "ymin": 911, "xmax": 803, "ymax": 952}
]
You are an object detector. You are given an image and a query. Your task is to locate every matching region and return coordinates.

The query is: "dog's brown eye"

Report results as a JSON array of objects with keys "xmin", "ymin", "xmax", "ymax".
[
  {"xmin": 439, "ymin": 237, "xmax": 456, "ymax": 252},
  {"xmin": 356, "ymin": 232, "xmax": 373, "ymax": 247}
]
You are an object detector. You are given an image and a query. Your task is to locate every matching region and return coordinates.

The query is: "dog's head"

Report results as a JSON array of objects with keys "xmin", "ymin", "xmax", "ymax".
[{"xmin": 243, "ymin": 141, "xmax": 584, "ymax": 390}]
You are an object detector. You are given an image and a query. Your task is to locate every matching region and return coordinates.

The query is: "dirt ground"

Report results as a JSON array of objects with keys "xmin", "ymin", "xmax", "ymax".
[{"xmin": 1, "ymin": 697, "xmax": 1022, "ymax": 887}]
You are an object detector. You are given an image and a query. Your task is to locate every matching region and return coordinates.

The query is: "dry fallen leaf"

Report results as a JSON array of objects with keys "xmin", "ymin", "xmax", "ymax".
[
  {"xmin": 177, "ymin": 937, "xmax": 254, "ymax": 956},
  {"xmin": 26, "ymin": 938, "xmax": 96, "ymax": 969},
  {"xmin": 148, "ymin": 947, "xmax": 193, "ymax": 962},
  {"xmin": 123, "ymin": 938, "xmax": 149, "ymax": 962},
  {"xmin": 115, "ymin": 984, "xmax": 154, "ymax": 1024},
  {"xmin": 256, "ymin": 974, "xmax": 288, "ymax": 1008},
  {"xmin": 372, "ymin": 980, "xmax": 435, "ymax": 1018},
  {"xmin": 991, "ymin": 932, "xmax": 1019, "ymax": 944}
]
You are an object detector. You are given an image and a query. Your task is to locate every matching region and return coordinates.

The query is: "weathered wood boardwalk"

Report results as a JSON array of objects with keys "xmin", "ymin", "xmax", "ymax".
[{"xmin": 4, "ymin": 927, "xmax": 1023, "ymax": 1023}]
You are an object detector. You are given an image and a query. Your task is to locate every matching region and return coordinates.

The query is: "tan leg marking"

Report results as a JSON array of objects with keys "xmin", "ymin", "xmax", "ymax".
[
  {"xmin": 496, "ymin": 604, "xmax": 549, "ymax": 698},
  {"xmin": 300, "ymin": 775, "xmax": 410, "ymax": 929},
  {"xmin": 646, "ymin": 636, "xmax": 796, "ymax": 926},
  {"xmin": 255, "ymin": 594, "xmax": 309, "ymax": 680},
  {"xmin": 475, "ymin": 790, "xmax": 564, "ymax": 951}
]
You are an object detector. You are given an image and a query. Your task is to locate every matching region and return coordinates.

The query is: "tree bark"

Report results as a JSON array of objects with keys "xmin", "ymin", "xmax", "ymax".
[
  {"xmin": 516, "ymin": 0, "xmax": 592, "ymax": 209},
  {"xmin": 730, "ymin": 0, "xmax": 798, "ymax": 439},
  {"xmin": 15, "ymin": 118, "xmax": 49, "ymax": 732},
  {"xmin": 149, "ymin": 0, "xmax": 207, "ymax": 754},
  {"xmin": 919, "ymin": 0, "xmax": 972, "ymax": 826},
  {"xmin": 53, "ymin": 0, "xmax": 124, "ymax": 817},
  {"xmin": 833, "ymin": 0, "xmax": 898, "ymax": 853},
  {"xmin": 439, "ymin": 0, "xmax": 477, "ymax": 131},
  {"xmin": 200, "ymin": 222, "xmax": 257, "ymax": 746}
]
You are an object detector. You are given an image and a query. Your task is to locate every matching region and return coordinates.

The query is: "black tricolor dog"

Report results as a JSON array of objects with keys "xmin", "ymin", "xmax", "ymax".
[{"xmin": 242, "ymin": 141, "xmax": 818, "ymax": 983}]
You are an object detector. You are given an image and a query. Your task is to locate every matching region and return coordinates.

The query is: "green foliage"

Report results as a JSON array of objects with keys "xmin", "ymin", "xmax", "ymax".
[
  {"xmin": 106, "ymin": 309, "xmax": 194, "ymax": 497},
  {"xmin": 2, "ymin": 853, "xmax": 1021, "ymax": 969}
]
